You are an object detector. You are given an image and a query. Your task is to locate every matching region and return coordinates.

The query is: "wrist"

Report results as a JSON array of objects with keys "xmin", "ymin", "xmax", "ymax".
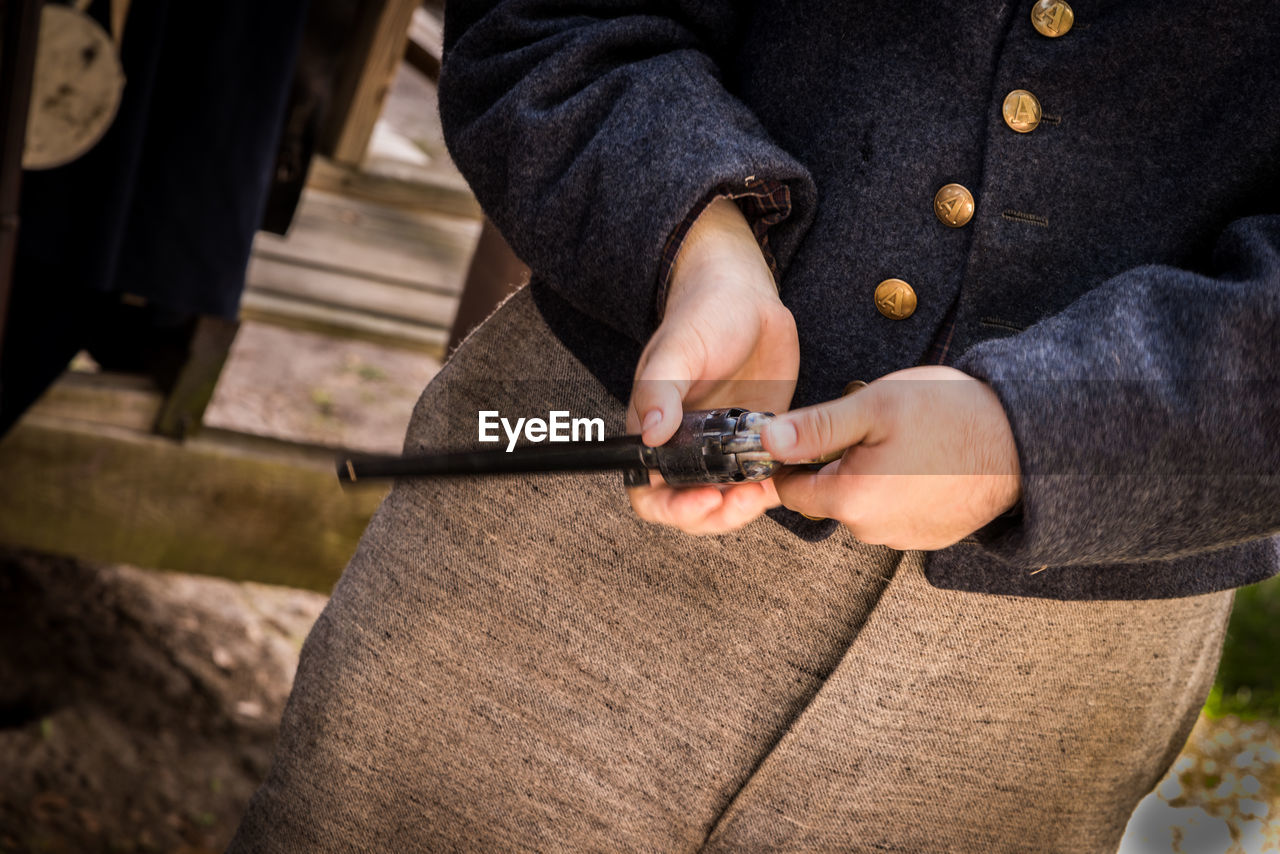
[{"xmin": 667, "ymin": 199, "xmax": 779, "ymax": 315}]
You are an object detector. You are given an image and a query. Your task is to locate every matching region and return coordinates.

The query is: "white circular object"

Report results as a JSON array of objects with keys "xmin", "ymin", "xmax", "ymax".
[{"xmin": 23, "ymin": 3, "xmax": 125, "ymax": 170}]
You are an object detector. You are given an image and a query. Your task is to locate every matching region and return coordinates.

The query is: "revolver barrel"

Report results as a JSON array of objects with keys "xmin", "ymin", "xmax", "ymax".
[{"xmin": 336, "ymin": 408, "xmax": 783, "ymax": 487}]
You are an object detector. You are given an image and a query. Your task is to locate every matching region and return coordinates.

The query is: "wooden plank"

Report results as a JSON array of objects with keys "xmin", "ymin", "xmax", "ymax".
[
  {"xmin": 306, "ymin": 155, "xmax": 481, "ymax": 220},
  {"xmin": 239, "ymin": 290, "xmax": 449, "ymax": 357},
  {"xmin": 0, "ymin": 415, "xmax": 386, "ymax": 591},
  {"xmin": 253, "ymin": 189, "xmax": 480, "ymax": 295},
  {"xmin": 0, "ymin": 0, "xmax": 45, "ymax": 364},
  {"xmin": 405, "ymin": 6, "xmax": 443, "ymax": 81},
  {"xmin": 409, "ymin": 8, "xmax": 443, "ymax": 57},
  {"xmin": 295, "ymin": 187, "xmax": 479, "ymax": 248},
  {"xmin": 28, "ymin": 370, "xmax": 163, "ymax": 432},
  {"xmin": 322, "ymin": 0, "xmax": 421, "ymax": 166},
  {"xmin": 448, "ymin": 218, "xmax": 530, "ymax": 354},
  {"xmin": 245, "ymin": 254, "xmax": 459, "ymax": 329}
]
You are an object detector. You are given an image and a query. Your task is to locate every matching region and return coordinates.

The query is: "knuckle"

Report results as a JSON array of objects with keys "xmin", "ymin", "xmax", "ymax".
[
  {"xmin": 865, "ymin": 384, "xmax": 895, "ymax": 434},
  {"xmin": 636, "ymin": 346, "xmax": 676, "ymax": 384},
  {"xmin": 796, "ymin": 408, "xmax": 831, "ymax": 452},
  {"xmin": 628, "ymin": 488, "xmax": 664, "ymax": 524},
  {"xmin": 675, "ymin": 331, "xmax": 710, "ymax": 380},
  {"xmin": 634, "ymin": 346, "xmax": 653, "ymax": 376},
  {"xmin": 822, "ymin": 476, "xmax": 864, "ymax": 527},
  {"xmin": 773, "ymin": 477, "xmax": 806, "ymax": 507},
  {"xmin": 626, "ymin": 398, "xmax": 645, "ymax": 429}
]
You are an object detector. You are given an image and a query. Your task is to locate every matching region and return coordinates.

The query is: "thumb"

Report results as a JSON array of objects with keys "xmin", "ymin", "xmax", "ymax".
[
  {"xmin": 629, "ymin": 342, "xmax": 698, "ymax": 446},
  {"xmin": 762, "ymin": 392, "xmax": 876, "ymax": 464}
]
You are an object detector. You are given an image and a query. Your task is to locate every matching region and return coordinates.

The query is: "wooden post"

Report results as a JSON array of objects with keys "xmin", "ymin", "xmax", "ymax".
[
  {"xmin": 447, "ymin": 219, "xmax": 529, "ymax": 355},
  {"xmin": 0, "ymin": 0, "xmax": 45, "ymax": 374},
  {"xmin": 404, "ymin": 6, "xmax": 443, "ymax": 82},
  {"xmin": 109, "ymin": 0, "xmax": 129, "ymax": 46},
  {"xmin": 321, "ymin": 0, "xmax": 420, "ymax": 167},
  {"xmin": 153, "ymin": 315, "xmax": 241, "ymax": 440}
]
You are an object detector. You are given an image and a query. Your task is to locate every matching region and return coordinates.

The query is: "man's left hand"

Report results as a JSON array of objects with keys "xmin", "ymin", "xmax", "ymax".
[{"xmin": 762, "ymin": 366, "xmax": 1023, "ymax": 550}]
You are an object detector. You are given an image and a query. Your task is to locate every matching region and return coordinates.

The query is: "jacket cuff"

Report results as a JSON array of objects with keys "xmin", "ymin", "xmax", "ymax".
[{"xmin": 957, "ymin": 346, "xmax": 1280, "ymax": 569}]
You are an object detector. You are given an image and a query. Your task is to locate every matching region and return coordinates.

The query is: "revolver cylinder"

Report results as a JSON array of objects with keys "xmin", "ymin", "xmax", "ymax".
[{"xmin": 640, "ymin": 408, "xmax": 781, "ymax": 485}]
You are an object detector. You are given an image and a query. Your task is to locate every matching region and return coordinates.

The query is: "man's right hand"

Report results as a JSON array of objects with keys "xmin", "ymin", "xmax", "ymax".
[{"xmin": 626, "ymin": 197, "xmax": 800, "ymax": 534}]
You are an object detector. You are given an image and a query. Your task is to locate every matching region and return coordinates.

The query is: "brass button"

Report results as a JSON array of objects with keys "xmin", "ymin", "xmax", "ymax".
[
  {"xmin": 933, "ymin": 183, "xmax": 975, "ymax": 228},
  {"xmin": 874, "ymin": 279, "xmax": 917, "ymax": 320},
  {"xmin": 1002, "ymin": 89, "xmax": 1042, "ymax": 133},
  {"xmin": 1031, "ymin": 0, "xmax": 1074, "ymax": 37},
  {"xmin": 842, "ymin": 380, "xmax": 868, "ymax": 397}
]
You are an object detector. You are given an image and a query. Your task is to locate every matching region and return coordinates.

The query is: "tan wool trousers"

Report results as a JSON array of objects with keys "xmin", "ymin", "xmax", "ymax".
[{"xmin": 232, "ymin": 287, "xmax": 1232, "ymax": 853}]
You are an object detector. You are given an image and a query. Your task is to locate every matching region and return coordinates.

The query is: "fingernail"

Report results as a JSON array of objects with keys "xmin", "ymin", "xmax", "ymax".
[
  {"xmin": 768, "ymin": 420, "xmax": 797, "ymax": 451},
  {"xmin": 642, "ymin": 409, "xmax": 662, "ymax": 432}
]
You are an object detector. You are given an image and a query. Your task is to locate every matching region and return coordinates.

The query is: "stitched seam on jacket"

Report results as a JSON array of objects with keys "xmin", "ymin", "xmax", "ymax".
[
  {"xmin": 1001, "ymin": 209, "xmax": 1049, "ymax": 227},
  {"xmin": 979, "ymin": 316, "xmax": 1027, "ymax": 332}
]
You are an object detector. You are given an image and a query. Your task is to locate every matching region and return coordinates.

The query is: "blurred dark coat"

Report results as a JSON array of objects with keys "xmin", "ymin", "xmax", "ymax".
[
  {"xmin": 439, "ymin": 0, "xmax": 1280, "ymax": 600},
  {"xmin": 17, "ymin": 0, "xmax": 308, "ymax": 320}
]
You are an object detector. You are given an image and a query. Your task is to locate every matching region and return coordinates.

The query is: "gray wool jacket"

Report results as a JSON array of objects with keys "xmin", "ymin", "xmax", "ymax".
[{"xmin": 438, "ymin": 1, "xmax": 1280, "ymax": 600}]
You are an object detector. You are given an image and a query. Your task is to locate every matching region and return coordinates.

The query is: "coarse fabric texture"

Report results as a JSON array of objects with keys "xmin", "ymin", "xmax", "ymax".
[
  {"xmin": 439, "ymin": 0, "xmax": 1280, "ymax": 599},
  {"xmin": 232, "ymin": 289, "xmax": 1234, "ymax": 853}
]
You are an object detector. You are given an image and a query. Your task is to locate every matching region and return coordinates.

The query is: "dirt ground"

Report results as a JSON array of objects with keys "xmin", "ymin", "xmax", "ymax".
[{"xmin": 0, "ymin": 548, "xmax": 325, "ymax": 854}]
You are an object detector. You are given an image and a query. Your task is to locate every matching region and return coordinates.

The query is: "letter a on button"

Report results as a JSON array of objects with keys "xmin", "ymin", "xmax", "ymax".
[
  {"xmin": 1032, "ymin": 0, "xmax": 1074, "ymax": 37},
  {"xmin": 933, "ymin": 183, "xmax": 975, "ymax": 227},
  {"xmin": 874, "ymin": 279, "xmax": 917, "ymax": 320},
  {"xmin": 1003, "ymin": 89, "xmax": 1042, "ymax": 133}
]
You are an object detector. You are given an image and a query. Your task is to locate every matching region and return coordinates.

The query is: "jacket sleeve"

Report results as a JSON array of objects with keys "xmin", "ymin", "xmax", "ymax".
[
  {"xmin": 955, "ymin": 214, "xmax": 1280, "ymax": 568},
  {"xmin": 438, "ymin": 2, "xmax": 816, "ymax": 344}
]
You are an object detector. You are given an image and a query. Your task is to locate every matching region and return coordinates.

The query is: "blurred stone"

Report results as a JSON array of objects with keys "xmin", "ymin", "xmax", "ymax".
[
  {"xmin": 0, "ymin": 548, "xmax": 327, "ymax": 852},
  {"xmin": 1127, "ymin": 713, "xmax": 1280, "ymax": 853},
  {"xmin": 1119, "ymin": 799, "xmax": 1231, "ymax": 854},
  {"xmin": 234, "ymin": 701, "xmax": 264, "ymax": 720}
]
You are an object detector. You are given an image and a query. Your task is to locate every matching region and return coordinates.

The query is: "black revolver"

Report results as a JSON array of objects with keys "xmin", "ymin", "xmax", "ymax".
[{"xmin": 337, "ymin": 408, "xmax": 784, "ymax": 488}]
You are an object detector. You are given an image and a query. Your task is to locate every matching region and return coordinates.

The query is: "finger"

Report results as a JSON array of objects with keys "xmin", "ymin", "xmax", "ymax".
[
  {"xmin": 762, "ymin": 392, "xmax": 877, "ymax": 464},
  {"xmin": 639, "ymin": 485, "xmax": 732, "ymax": 533},
  {"xmin": 692, "ymin": 481, "xmax": 778, "ymax": 533},
  {"xmin": 773, "ymin": 460, "xmax": 845, "ymax": 521},
  {"xmin": 629, "ymin": 343, "xmax": 698, "ymax": 446},
  {"xmin": 629, "ymin": 481, "xmax": 775, "ymax": 534},
  {"xmin": 628, "ymin": 482, "xmax": 720, "ymax": 527}
]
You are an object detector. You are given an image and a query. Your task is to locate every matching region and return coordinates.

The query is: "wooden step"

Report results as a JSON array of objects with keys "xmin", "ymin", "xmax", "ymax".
[
  {"xmin": 307, "ymin": 154, "xmax": 480, "ymax": 220},
  {"xmin": 254, "ymin": 188, "xmax": 480, "ymax": 294},
  {"xmin": 238, "ymin": 290, "xmax": 449, "ymax": 356},
  {"xmin": 246, "ymin": 254, "xmax": 460, "ymax": 327},
  {"xmin": 244, "ymin": 187, "xmax": 480, "ymax": 354},
  {"xmin": 0, "ymin": 406, "xmax": 385, "ymax": 592}
]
